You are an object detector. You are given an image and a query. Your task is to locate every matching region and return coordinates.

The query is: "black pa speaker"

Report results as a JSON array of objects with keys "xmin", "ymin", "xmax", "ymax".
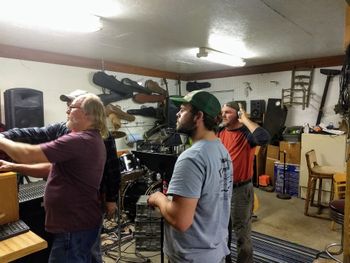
[
  {"xmin": 250, "ymin": 100, "xmax": 266, "ymax": 120},
  {"xmin": 4, "ymin": 88, "xmax": 44, "ymax": 129},
  {"xmin": 262, "ymin": 98, "xmax": 288, "ymax": 145}
]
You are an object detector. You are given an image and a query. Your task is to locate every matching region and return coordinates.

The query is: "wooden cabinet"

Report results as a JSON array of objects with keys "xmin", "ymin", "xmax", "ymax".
[{"xmin": 299, "ymin": 133, "xmax": 347, "ymax": 199}]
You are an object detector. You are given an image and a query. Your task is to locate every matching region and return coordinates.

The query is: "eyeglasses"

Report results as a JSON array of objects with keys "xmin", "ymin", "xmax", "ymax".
[{"xmin": 67, "ymin": 105, "xmax": 82, "ymax": 111}]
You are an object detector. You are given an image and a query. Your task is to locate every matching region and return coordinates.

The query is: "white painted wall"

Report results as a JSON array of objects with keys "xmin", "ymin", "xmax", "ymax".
[
  {"xmin": 0, "ymin": 57, "xmax": 182, "ymax": 151},
  {"xmin": 0, "ymin": 57, "xmax": 344, "ymax": 151},
  {"xmin": 196, "ymin": 67, "xmax": 343, "ymax": 128}
]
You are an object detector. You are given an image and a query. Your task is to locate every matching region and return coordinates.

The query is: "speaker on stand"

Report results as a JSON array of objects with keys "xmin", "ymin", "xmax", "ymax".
[
  {"xmin": 4, "ymin": 88, "xmax": 44, "ymax": 129},
  {"xmin": 262, "ymin": 98, "xmax": 288, "ymax": 145}
]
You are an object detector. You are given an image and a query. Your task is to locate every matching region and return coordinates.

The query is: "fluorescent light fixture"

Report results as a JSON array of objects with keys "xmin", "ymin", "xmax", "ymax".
[
  {"xmin": 0, "ymin": 0, "xmax": 103, "ymax": 33},
  {"xmin": 208, "ymin": 35, "xmax": 255, "ymax": 58},
  {"xmin": 196, "ymin": 47, "xmax": 246, "ymax": 67}
]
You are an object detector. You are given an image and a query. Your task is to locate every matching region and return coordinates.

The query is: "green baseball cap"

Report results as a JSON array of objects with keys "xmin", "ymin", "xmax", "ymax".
[{"xmin": 170, "ymin": 90, "xmax": 221, "ymax": 119}]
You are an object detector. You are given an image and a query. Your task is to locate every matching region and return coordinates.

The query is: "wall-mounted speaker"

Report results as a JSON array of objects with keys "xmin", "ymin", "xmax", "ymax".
[
  {"xmin": 4, "ymin": 88, "xmax": 44, "ymax": 129},
  {"xmin": 250, "ymin": 100, "xmax": 266, "ymax": 120}
]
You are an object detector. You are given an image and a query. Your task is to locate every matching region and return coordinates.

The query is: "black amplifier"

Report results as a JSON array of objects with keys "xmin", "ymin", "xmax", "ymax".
[{"xmin": 15, "ymin": 180, "xmax": 51, "ymax": 263}]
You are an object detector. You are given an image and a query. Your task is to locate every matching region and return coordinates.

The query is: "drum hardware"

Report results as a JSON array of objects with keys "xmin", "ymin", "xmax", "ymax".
[
  {"xmin": 115, "ymin": 179, "xmax": 148, "ymax": 263},
  {"xmin": 121, "ymin": 169, "xmax": 144, "ymax": 184},
  {"xmin": 119, "ymin": 153, "xmax": 140, "ymax": 173},
  {"xmin": 121, "ymin": 178, "xmax": 162, "ymax": 222}
]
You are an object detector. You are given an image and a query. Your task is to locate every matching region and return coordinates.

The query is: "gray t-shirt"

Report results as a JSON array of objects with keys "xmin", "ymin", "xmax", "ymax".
[{"xmin": 164, "ymin": 139, "xmax": 233, "ymax": 263}]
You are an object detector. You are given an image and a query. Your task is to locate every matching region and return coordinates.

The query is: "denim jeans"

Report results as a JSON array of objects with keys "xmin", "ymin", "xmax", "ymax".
[
  {"xmin": 90, "ymin": 223, "xmax": 103, "ymax": 263},
  {"xmin": 49, "ymin": 227, "xmax": 100, "ymax": 263},
  {"xmin": 231, "ymin": 182, "xmax": 254, "ymax": 263}
]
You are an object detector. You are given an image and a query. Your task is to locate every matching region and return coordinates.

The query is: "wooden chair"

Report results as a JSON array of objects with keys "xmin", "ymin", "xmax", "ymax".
[
  {"xmin": 304, "ymin": 149, "xmax": 337, "ymax": 218},
  {"xmin": 331, "ymin": 172, "xmax": 346, "ymax": 230},
  {"xmin": 333, "ymin": 172, "xmax": 346, "ymax": 200}
]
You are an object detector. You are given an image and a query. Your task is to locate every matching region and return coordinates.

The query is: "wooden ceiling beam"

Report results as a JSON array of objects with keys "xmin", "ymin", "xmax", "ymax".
[
  {"xmin": 0, "ymin": 43, "xmax": 344, "ymax": 81},
  {"xmin": 180, "ymin": 56, "xmax": 344, "ymax": 81},
  {"xmin": 0, "ymin": 44, "xmax": 181, "ymax": 80}
]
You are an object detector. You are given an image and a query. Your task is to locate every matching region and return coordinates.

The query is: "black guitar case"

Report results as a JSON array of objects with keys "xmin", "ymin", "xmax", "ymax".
[
  {"xmin": 186, "ymin": 81, "xmax": 211, "ymax": 92},
  {"xmin": 93, "ymin": 71, "xmax": 131, "ymax": 95},
  {"xmin": 97, "ymin": 91, "xmax": 133, "ymax": 105}
]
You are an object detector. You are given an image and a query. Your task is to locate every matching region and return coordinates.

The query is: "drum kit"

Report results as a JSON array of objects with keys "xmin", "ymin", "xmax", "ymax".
[{"xmin": 119, "ymin": 153, "xmax": 161, "ymax": 222}]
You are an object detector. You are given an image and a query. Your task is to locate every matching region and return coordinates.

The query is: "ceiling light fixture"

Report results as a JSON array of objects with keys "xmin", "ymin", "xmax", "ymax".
[
  {"xmin": 196, "ymin": 47, "xmax": 246, "ymax": 67},
  {"xmin": 0, "ymin": 0, "xmax": 102, "ymax": 33}
]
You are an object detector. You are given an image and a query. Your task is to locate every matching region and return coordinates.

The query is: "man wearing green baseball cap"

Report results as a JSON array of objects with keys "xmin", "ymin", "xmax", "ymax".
[{"xmin": 148, "ymin": 90, "xmax": 233, "ymax": 263}]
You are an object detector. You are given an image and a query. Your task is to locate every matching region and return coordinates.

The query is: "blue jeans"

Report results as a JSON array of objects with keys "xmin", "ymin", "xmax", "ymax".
[
  {"xmin": 90, "ymin": 223, "xmax": 103, "ymax": 263},
  {"xmin": 49, "ymin": 227, "xmax": 100, "ymax": 263}
]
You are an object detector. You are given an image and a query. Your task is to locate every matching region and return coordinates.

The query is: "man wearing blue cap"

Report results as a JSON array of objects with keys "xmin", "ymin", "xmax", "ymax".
[{"xmin": 148, "ymin": 90, "xmax": 233, "ymax": 263}]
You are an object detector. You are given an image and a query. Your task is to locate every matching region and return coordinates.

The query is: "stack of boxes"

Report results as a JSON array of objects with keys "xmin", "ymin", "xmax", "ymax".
[
  {"xmin": 274, "ymin": 141, "xmax": 301, "ymax": 197},
  {"xmin": 264, "ymin": 140, "xmax": 301, "ymax": 197},
  {"xmin": 134, "ymin": 195, "xmax": 161, "ymax": 251}
]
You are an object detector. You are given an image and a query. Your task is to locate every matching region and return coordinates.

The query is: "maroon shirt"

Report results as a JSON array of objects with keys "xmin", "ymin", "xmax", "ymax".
[{"xmin": 40, "ymin": 130, "xmax": 106, "ymax": 233}]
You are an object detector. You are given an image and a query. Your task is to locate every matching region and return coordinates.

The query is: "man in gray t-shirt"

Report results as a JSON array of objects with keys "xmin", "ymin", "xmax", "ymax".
[{"xmin": 148, "ymin": 91, "xmax": 233, "ymax": 263}]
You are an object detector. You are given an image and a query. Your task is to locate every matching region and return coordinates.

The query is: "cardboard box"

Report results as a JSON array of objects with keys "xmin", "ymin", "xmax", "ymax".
[
  {"xmin": 267, "ymin": 145, "xmax": 279, "ymax": 159},
  {"xmin": 0, "ymin": 172, "xmax": 19, "ymax": 225},
  {"xmin": 253, "ymin": 146, "xmax": 267, "ymax": 185},
  {"xmin": 279, "ymin": 141, "xmax": 301, "ymax": 164},
  {"xmin": 265, "ymin": 157, "xmax": 278, "ymax": 186}
]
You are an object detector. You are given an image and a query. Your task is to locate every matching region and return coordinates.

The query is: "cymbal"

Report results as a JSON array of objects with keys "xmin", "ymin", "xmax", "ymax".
[{"xmin": 110, "ymin": 130, "xmax": 126, "ymax": 138}]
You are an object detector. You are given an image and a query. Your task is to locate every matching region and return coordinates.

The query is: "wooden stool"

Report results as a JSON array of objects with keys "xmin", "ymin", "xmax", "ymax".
[
  {"xmin": 331, "ymin": 172, "xmax": 346, "ymax": 230},
  {"xmin": 304, "ymin": 150, "xmax": 337, "ymax": 218},
  {"xmin": 333, "ymin": 173, "xmax": 346, "ymax": 200}
]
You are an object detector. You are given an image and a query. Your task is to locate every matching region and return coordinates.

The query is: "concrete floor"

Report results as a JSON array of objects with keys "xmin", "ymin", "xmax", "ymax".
[{"xmin": 102, "ymin": 188, "xmax": 343, "ymax": 263}]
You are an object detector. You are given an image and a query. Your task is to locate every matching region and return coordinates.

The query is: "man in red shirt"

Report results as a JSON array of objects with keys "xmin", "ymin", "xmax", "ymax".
[{"xmin": 217, "ymin": 101, "xmax": 270, "ymax": 263}]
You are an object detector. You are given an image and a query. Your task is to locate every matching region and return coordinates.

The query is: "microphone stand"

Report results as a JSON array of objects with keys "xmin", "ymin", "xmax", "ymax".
[{"xmin": 276, "ymin": 150, "xmax": 291, "ymax": 200}]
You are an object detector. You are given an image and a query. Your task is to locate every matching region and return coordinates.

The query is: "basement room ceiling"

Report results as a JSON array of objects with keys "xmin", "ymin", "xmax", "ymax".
[{"xmin": 0, "ymin": 0, "xmax": 347, "ymax": 74}]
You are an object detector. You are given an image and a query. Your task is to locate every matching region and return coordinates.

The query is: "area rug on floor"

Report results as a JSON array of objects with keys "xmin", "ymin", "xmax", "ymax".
[{"xmin": 230, "ymin": 231, "xmax": 327, "ymax": 263}]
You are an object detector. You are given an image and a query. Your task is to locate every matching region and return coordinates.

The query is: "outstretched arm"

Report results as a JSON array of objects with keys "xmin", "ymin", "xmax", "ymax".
[
  {"xmin": 1, "ymin": 122, "xmax": 68, "ymax": 144},
  {"xmin": 0, "ymin": 159, "xmax": 50, "ymax": 178},
  {"xmin": 0, "ymin": 137, "xmax": 48, "ymax": 164}
]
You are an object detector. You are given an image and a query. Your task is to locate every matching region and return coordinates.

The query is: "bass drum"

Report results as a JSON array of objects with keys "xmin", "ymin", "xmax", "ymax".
[{"xmin": 122, "ymin": 179, "xmax": 162, "ymax": 222}]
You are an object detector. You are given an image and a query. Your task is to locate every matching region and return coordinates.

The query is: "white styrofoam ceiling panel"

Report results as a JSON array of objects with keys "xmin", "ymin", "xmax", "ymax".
[{"xmin": 0, "ymin": 0, "xmax": 346, "ymax": 73}]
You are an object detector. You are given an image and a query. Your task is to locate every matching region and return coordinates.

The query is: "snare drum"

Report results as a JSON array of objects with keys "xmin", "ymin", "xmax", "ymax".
[{"xmin": 119, "ymin": 153, "xmax": 140, "ymax": 173}]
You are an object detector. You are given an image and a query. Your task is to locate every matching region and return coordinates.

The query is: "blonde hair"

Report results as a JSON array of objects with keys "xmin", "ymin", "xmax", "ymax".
[{"xmin": 79, "ymin": 93, "xmax": 108, "ymax": 139}]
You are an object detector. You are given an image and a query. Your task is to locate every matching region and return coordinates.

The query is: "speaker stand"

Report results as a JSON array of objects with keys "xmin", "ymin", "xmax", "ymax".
[{"xmin": 276, "ymin": 151, "xmax": 291, "ymax": 200}]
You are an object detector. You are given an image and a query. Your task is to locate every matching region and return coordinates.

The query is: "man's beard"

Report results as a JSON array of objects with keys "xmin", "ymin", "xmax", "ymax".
[
  {"xmin": 219, "ymin": 120, "xmax": 227, "ymax": 128},
  {"xmin": 66, "ymin": 117, "xmax": 77, "ymax": 131},
  {"xmin": 176, "ymin": 118, "xmax": 196, "ymax": 137}
]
